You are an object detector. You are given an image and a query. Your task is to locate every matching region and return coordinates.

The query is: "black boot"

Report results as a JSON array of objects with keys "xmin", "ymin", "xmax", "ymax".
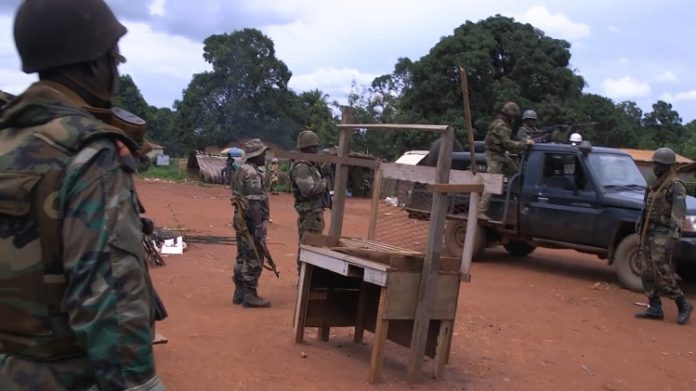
[
  {"xmin": 635, "ymin": 295, "xmax": 664, "ymax": 320},
  {"xmin": 232, "ymin": 281, "xmax": 244, "ymax": 305},
  {"xmin": 243, "ymin": 289, "xmax": 271, "ymax": 308},
  {"xmin": 675, "ymin": 296, "xmax": 693, "ymax": 325}
]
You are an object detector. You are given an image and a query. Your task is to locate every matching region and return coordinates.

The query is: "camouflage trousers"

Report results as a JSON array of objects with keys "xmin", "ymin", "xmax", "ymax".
[
  {"xmin": 234, "ymin": 231, "xmax": 264, "ymax": 292},
  {"xmin": 641, "ymin": 231, "xmax": 683, "ymax": 299},
  {"xmin": 296, "ymin": 209, "xmax": 325, "ymax": 270},
  {"xmin": 479, "ymin": 153, "xmax": 519, "ymax": 213}
]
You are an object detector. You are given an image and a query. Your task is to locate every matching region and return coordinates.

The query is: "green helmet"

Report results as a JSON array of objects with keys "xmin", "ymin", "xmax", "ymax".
[
  {"xmin": 297, "ymin": 130, "xmax": 320, "ymax": 149},
  {"xmin": 652, "ymin": 147, "xmax": 676, "ymax": 165},
  {"xmin": 522, "ymin": 110, "xmax": 538, "ymax": 120},
  {"xmin": 14, "ymin": 0, "xmax": 127, "ymax": 73},
  {"xmin": 501, "ymin": 101, "xmax": 520, "ymax": 117}
]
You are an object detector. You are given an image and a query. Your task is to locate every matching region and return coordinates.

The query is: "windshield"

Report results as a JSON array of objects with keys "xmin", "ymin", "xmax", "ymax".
[{"xmin": 587, "ymin": 153, "xmax": 646, "ymax": 190}]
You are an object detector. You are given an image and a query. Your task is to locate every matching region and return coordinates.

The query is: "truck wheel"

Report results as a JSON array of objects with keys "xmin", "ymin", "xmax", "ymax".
[
  {"xmin": 503, "ymin": 241, "xmax": 536, "ymax": 256},
  {"xmin": 613, "ymin": 233, "xmax": 644, "ymax": 292},
  {"xmin": 444, "ymin": 220, "xmax": 485, "ymax": 259}
]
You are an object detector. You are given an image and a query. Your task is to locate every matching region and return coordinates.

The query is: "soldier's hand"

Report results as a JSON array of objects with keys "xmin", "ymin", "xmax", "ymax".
[{"xmin": 525, "ymin": 139, "xmax": 534, "ymax": 145}]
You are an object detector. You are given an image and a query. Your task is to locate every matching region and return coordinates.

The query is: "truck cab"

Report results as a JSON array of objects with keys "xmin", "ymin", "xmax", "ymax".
[{"xmin": 415, "ymin": 142, "xmax": 696, "ymax": 291}]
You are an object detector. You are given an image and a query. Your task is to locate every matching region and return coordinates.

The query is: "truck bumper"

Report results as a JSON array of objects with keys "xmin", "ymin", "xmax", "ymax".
[{"xmin": 673, "ymin": 237, "xmax": 696, "ymax": 263}]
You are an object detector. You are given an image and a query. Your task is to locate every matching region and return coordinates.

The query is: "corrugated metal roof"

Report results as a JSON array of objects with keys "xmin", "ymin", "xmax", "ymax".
[
  {"xmin": 394, "ymin": 150, "xmax": 429, "ymax": 165},
  {"xmin": 620, "ymin": 148, "xmax": 693, "ymax": 164}
]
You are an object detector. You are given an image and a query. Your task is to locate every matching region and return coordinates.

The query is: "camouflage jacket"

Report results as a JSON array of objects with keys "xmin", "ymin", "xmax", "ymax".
[
  {"xmin": 485, "ymin": 117, "xmax": 528, "ymax": 155},
  {"xmin": 639, "ymin": 171, "xmax": 686, "ymax": 239},
  {"xmin": 517, "ymin": 124, "xmax": 542, "ymax": 141},
  {"xmin": 289, "ymin": 160, "xmax": 326, "ymax": 213},
  {"xmin": 0, "ymin": 81, "xmax": 162, "ymax": 390},
  {"xmin": 231, "ymin": 162, "xmax": 269, "ymax": 241}
]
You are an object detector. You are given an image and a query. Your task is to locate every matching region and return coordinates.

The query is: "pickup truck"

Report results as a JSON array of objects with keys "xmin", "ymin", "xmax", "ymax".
[{"xmin": 409, "ymin": 141, "xmax": 696, "ymax": 291}]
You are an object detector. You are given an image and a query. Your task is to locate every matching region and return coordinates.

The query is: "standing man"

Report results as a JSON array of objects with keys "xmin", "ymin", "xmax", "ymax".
[
  {"xmin": 0, "ymin": 1, "xmax": 164, "ymax": 389},
  {"xmin": 290, "ymin": 130, "xmax": 329, "ymax": 270},
  {"xmin": 231, "ymin": 139, "xmax": 271, "ymax": 308},
  {"xmin": 517, "ymin": 109, "xmax": 542, "ymax": 141},
  {"xmin": 268, "ymin": 157, "xmax": 281, "ymax": 195},
  {"xmin": 479, "ymin": 101, "xmax": 533, "ymax": 220},
  {"xmin": 635, "ymin": 147, "xmax": 693, "ymax": 325}
]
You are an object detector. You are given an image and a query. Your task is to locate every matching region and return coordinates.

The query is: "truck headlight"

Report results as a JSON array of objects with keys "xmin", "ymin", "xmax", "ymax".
[{"xmin": 683, "ymin": 215, "xmax": 696, "ymax": 232}]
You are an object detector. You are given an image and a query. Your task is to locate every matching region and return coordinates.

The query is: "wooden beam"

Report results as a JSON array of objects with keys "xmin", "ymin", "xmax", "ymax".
[
  {"xmin": 380, "ymin": 163, "xmax": 503, "ymax": 195},
  {"xmin": 329, "ymin": 108, "xmax": 354, "ymax": 238},
  {"xmin": 428, "ymin": 183, "xmax": 484, "ymax": 193},
  {"xmin": 367, "ymin": 168, "xmax": 383, "ymax": 240},
  {"xmin": 337, "ymin": 123, "xmax": 449, "ymax": 133},
  {"xmin": 274, "ymin": 150, "xmax": 380, "ymax": 170},
  {"xmin": 368, "ymin": 287, "xmax": 390, "ymax": 384},
  {"xmin": 459, "ymin": 192, "xmax": 480, "ymax": 280},
  {"xmin": 407, "ymin": 127, "xmax": 454, "ymax": 383}
]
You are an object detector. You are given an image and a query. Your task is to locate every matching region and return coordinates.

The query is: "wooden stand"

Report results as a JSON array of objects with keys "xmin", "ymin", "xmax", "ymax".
[{"xmin": 294, "ymin": 236, "xmax": 461, "ymax": 383}]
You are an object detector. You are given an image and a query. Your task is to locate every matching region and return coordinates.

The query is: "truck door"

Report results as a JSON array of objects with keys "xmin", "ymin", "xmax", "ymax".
[{"xmin": 519, "ymin": 151, "xmax": 600, "ymax": 245}]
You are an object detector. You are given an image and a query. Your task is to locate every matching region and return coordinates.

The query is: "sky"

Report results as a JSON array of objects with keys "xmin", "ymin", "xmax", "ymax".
[{"xmin": 1, "ymin": 0, "xmax": 695, "ymax": 122}]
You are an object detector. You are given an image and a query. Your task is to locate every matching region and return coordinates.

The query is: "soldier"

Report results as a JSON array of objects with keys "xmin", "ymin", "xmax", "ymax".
[
  {"xmin": 0, "ymin": 1, "xmax": 164, "ymax": 389},
  {"xmin": 231, "ymin": 139, "xmax": 272, "ymax": 308},
  {"xmin": 478, "ymin": 101, "xmax": 533, "ymax": 220},
  {"xmin": 569, "ymin": 132, "xmax": 583, "ymax": 146},
  {"xmin": 269, "ymin": 157, "xmax": 281, "ymax": 195},
  {"xmin": 517, "ymin": 110, "xmax": 542, "ymax": 141},
  {"xmin": 290, "ymin": 130, "xmax": 329, "ymax": 270},
  {"xmin": 635, "ymin": 147, "xmax": 693, "ymax": 325}
]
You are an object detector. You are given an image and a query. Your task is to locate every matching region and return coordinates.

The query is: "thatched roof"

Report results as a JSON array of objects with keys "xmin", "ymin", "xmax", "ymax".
[{"xmin": 187, "ymin": 152, "xmax": 227, "ymax": 183}]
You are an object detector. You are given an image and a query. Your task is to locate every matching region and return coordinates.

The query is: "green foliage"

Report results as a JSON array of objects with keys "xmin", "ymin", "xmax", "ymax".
[{"xmin": 138, "ymin": 160, "xmax": 187, "ymax": 181}]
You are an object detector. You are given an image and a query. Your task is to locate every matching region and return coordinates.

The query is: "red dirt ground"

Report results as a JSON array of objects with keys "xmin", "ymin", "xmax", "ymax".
[{"xmin": 138, "ymin": 179, "xmax": 696, "ymax": 391}]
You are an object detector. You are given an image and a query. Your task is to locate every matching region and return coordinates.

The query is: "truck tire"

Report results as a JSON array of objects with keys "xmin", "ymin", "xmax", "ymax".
[
  {"xmin": 503, "ymin": 241, "xmax": 536, "ymax": 256},
  {"xmin": 613, "ymin": 233, "xmax": 644, "ymax": 292},
  {"xmin": 444, "ymin": 220, "xmax": 485, "ymax": 259}
]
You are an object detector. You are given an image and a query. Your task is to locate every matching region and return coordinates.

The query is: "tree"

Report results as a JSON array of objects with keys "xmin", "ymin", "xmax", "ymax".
[
  {"xmin": 177, "ymin": 28, "xmax": 306, "ymax": 150},
  {"xmin": 641, "ymin": 100, "xmax": 685, "ymax": 152},
  {"xmin": 114, "ymin": 74, "xmax": 150, "ymax": 119}
]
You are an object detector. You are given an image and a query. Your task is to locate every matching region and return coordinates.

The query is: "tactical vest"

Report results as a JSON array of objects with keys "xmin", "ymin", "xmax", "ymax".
[
  {"xmin": 289, "ymin": 161, "xmax": 323, "ymax": 212},
  {"xmin": 0, "ymin": 102, "xmax": 133, "ymax": 361},
  {"xmin": 645, "ymin": 176, "xmax": 681, "ymax": 229}
]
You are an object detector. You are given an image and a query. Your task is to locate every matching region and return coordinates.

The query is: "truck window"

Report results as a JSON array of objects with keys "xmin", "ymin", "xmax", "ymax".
[
  {"xmin": 587, "ymin": 153, "xmax": 646, "ymax": 191},
  {"xmin": 541, "ymin": 153, "xmax": 589, "ymax": 191}
]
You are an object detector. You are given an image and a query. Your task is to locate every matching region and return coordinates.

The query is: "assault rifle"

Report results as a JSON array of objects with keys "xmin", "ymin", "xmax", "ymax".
[{"xmin": 532, "ymin": 122, "xmax": 598, "ymax": 143}]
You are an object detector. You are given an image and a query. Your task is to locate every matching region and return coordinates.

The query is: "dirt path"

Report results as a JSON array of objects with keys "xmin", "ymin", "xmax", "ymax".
[{"xmin": 138, "ymin": 179, "xmax": 696, "ymax": 391}]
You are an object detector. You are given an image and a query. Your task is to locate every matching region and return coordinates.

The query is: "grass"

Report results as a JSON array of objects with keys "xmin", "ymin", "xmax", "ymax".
[{"xmin": 139, "ymin": 159, "xmax": 188, "ymax": 181}]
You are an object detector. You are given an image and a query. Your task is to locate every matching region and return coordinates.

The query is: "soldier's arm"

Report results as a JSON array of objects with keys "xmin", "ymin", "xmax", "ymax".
[
  {"xmin": 244, "ymin": 170, "xmax": 268, "ymax": 242},
  {"xmin": 671, "ymin": 182, "xmax": 687, "ymax": 239},
  {"xmin": 60, "ymin": 139, "xmax": 162, "ymax": 390},
  {"xmin": 500, "ymin": 128, "xmax": 528, "ymax": 153},
  {"xmin": 293, "ymin": 163, "xmax": 326, "ymax": 197}
]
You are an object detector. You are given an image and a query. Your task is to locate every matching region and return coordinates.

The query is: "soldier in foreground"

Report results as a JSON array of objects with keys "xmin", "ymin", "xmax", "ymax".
[
  {"xmin": 290, "ymin": 130, "xmax": 329, "ymax": 270},
  {"xmin": 635, "ymin": 147, "xmax": 693, "ymax": 325},
  {"xmin": 231, "ymin": 139, "xmax": 272, "ymax": 307},
  {"xmin": 517, "ymin": 109, "xmax": 542, "ymax": 141},
  {"xmin": 478, "ymin": 102, "xmax": 533, "ymax": 220},
  {"xmin": 0, "ymin": 0, "xmax": 164, "ymax": 389}
]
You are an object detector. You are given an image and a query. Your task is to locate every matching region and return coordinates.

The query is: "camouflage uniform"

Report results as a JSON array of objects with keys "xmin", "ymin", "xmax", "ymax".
[
  {"xmin": 269, "ymin": 162, "xmax": 281, "ymax": 194},
  {"xmin": 638, "ymin": 172, "xmax": 686, "ymax": 299},
  {"xmin": 290, "ymin": 160, "xmax": 327, "ymax": 255},
  {"xmin": 231, "ymin": 161, "xmax": 269, "ymax": 297},
  {"xmin": 0, "ymin": 82, "xmax": 162, "ymax": 389},
  {"xmin": 479, "ymin": 116, "xmax": 529, "ymax": 214},
  {"xmin": 517, "ymin": 123, "xmax": 542, "ymax": 141}
]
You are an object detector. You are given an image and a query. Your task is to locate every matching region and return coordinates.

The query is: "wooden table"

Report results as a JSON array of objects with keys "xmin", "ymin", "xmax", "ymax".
[{"xmin": 293, "ymin": 237, "xmax": 461, "ymax": 383}]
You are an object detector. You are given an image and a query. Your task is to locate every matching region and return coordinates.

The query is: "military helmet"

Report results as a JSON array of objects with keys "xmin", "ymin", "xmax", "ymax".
[
  {"xmin": 227, "ymin": 147, "xmax": 244, "ymax": 158},
  {"xmin": 569, "ymin": 133, "xmax": 583, "ymax": 143},
  {"xmin": 652, "ymin": 147, "xmax": 676, "ymax": 165},
  {"xmin": 297, "ymin": 130, "xmax": 320, "ymax": 149},
  {"xmin": 522, "ymin": 110, "xmax": 538, "ymax": 120},
  {"xmin": 14, "ymin": 0, "xmax": 127, "ymax": 73},
  {"xmin": 501, "ymin": 101, "xmax": 520, "ymax": 117},
  {"xmin": 243, "ymin": 139, "xmax": 269, "ymax": 159}
]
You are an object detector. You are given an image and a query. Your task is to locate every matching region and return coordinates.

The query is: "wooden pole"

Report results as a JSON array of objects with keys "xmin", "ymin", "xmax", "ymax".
[
  {"xmin": 407, "ymin": 126, "xmax": 454, "ymax": 383},
  {"xmin": 329, "ymin": 107, "xmax": 354, "ymax": 238},
  {"xmin": 460, "ymin": 192, "xmax": 480, "ymax": 281},
  {"xmin": 367, "ymin": 168, "xmax": 383, "ymax": 240},
  {"xmin": 459, "ymin": 67, "xmax": 477, "ymax": 175}
]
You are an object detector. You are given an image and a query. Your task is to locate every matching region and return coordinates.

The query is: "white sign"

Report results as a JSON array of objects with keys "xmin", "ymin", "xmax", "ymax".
[{"xmin": 156, "ymin": 154, "xmax": 170, "ymax": 166}]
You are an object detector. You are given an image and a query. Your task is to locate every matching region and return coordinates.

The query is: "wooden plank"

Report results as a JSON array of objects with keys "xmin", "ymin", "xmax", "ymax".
[
  {"xmin": 384, "ymin": 273, "xmax": 460, "ymax": 320},
  {"xmin": 364, "ymin": 268, "xmax": 388, "ymax": 287},
  {"xmin": 329, "ymin": 108, "xmax": 354, "ymax": 238},
  {"xmin": 434, "ymin": 320, "xmax": 454, "ymax": 379},
  {"xmin": 337, "ymin": 123, "xmax": 449, "ymax": 133},
  {"xmin": 368, "ymin": 287, "xmax": 390, "ymax": 384},
  {"xmin": 460, "ymin": 193, "xmax": 481, "ymax": 279},
  {"xmin": 407, "ymin": 127, "xmax": 454, "ymax": 383},
  {"xmin": 460, "ymin": 67, "xmax": 477, "ymax": 175},
  {"xmin": 367, "ymin": 168, "xmax": 383, "ymax": 240},
  {"xmin": 302, "ymin": 245, "xmax": 390, "ymax": 272},
  {"xmin": 381, "ymin": 163, "xmax": 503, "ymax": 195},
  {"xmin": 318, "ymin": 287, "xmax": 331, "ymax": 342},
  {"xmin": 274, "ymin": 150, "xmax": 380, "ymax": 170},
  {"xmin": 294, "ymin": 263, "xmax": 313, "ymax": 343},
  {"xmin": 428, "ymin": 183, "xmax": 484, "ymax": 193},
  {"xmin": 354, "ymin": 282, "xmax": 368, "ymax": 343},
  {"xmin": 299, "ymin": 248, "xmax": 350, "ymax": 276}
]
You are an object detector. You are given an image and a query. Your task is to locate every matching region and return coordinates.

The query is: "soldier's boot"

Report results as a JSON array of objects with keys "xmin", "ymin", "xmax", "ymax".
[
  {"xmin": 232, "ymin": 281, "xmax": 244, "ymax": 305},
  {"xmin": 243, "ymin": 289, "xmax": 271, "ymax": 308},
  {"xmin": 675, "ymin": 296, "xmax": 693, "ymax": 325},
  {"xmin": 635, "ymin": 295, "xmax": 664, "ymax": 320}
]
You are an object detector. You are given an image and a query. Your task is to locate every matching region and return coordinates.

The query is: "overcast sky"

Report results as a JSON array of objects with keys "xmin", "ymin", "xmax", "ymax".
[{"xmin": 1, "ymin": 0, "xmax": 695, "ymax": 122}]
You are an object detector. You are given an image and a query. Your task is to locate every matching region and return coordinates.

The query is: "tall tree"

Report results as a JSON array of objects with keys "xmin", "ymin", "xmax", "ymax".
[{"xmin": 641, "ymin": 100, "xmax": 685, "ymax": 152}]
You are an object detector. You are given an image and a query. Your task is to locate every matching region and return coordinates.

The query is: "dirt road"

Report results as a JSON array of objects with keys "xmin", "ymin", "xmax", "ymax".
[{"xmin": 139, "ymin": 179, "xmax": 696, "ymax": 391}]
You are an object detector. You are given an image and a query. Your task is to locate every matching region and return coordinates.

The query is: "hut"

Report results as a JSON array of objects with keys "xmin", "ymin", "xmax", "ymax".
[{"xmin": 187, "ymin": 151, "xmax": 227, "ymax": 184}]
